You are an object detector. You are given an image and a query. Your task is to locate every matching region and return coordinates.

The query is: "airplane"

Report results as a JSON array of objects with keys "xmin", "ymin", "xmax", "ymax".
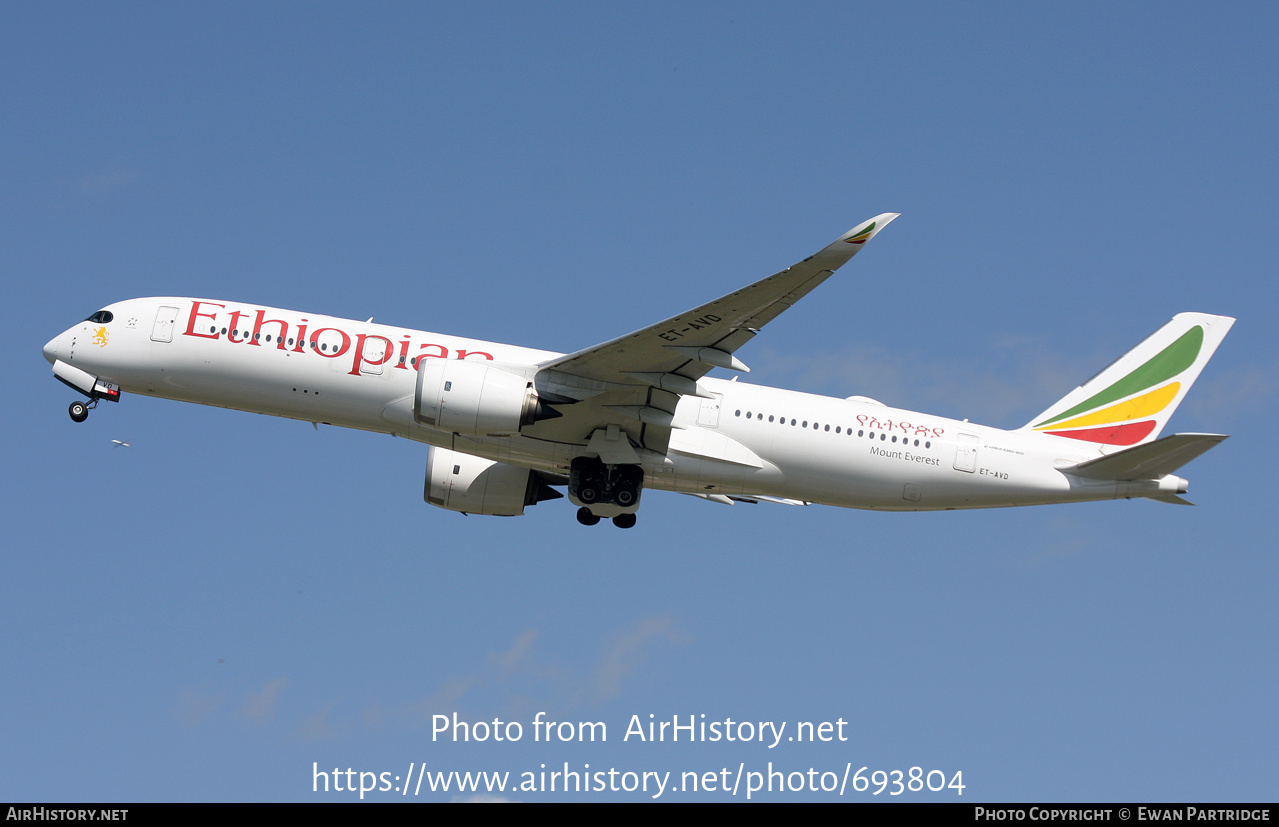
[{"xmin": 42, "ymin": 214, "xmax": 1234, "ymax": 528}]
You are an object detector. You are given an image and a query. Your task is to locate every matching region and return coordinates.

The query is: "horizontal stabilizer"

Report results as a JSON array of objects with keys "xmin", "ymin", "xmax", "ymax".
[{"xmin": 1066, "ymin": 433, "xmax": 1227, "ymax": 481}]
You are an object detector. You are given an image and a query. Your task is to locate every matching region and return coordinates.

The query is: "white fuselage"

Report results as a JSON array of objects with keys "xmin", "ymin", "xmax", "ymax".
[{"xmin": 44, "ymin": 297, "xmax": 1169, "ymax": 512}]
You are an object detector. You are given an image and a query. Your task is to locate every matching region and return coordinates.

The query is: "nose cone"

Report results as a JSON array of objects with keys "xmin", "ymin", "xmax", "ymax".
[{"xmin": 43, "ymin": 331, "xmax": 67, "ymax": 365}]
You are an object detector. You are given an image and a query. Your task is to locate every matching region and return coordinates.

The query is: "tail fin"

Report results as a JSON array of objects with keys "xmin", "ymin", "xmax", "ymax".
[{"xmin": 1020, "ymin": 313, "xmax": 1234, "ymax": 446}]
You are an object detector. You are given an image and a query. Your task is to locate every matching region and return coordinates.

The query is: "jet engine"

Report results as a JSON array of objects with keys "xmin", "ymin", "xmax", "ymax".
[
  {"xmin": 424, "ymin": 447, "xmax": 562, "ymax": 516},
  {"xmin": 414, "ymin": 359, "xmax": 554, "ymax": 436}
]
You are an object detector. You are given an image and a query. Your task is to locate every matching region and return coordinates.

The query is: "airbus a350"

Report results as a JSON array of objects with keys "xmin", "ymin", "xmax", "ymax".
[{"xmin": 43, "ymin": 214, "xmax": 1233, "ymax": 528}]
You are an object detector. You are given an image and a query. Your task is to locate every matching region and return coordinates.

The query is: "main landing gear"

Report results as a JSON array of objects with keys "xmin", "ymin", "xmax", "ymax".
[
  {"xmin": 570, "ymin": 457, "xmax": 643, "ymax": 529},
  {"xmin": 575, "ymin": 508, "xmax": 637, "ymax": 529}
]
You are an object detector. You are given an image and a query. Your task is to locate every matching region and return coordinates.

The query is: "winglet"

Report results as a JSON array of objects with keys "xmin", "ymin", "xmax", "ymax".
[
  {"xmin": 837, "ymin": 213, "xmax": 900, "ymax": 246},
  {"xmin": 800, "ymin": 213, "xmax": 901, "ymax": 276}
]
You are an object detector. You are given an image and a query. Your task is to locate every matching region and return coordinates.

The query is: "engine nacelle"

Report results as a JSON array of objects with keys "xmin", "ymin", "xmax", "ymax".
[
  {"xmin": 424, "ymin": 447, "xmax": 562, "ymax": 516},
  {"xmin": 414, "ymin": 359, "xmax": 541, "ymax": 436}
]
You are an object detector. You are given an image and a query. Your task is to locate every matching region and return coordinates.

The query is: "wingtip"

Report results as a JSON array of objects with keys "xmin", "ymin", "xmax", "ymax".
[{"xmin": 840, "ymin": 213, "xmax": 900, "ymax": 245}]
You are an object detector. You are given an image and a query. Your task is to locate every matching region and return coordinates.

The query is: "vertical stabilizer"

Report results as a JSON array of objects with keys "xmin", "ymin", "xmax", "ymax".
[{"xmin": 1020, "ymin": 313, "xmax": 1234, "ymax": 446}]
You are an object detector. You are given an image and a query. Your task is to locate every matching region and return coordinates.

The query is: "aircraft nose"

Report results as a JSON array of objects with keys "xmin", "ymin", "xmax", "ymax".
[{"xmin": 43, "ymin": 331, "xmax": 67, "ymax": 365}]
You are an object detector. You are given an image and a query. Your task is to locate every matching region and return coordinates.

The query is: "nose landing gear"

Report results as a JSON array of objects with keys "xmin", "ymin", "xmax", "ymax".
[
  {"xmin": 57, "ymin": 369, "xmax": 119, "ymax": 423},
  {"xmin": 66, "ymin": 391, "xmax": 115, "ymax": 422}
]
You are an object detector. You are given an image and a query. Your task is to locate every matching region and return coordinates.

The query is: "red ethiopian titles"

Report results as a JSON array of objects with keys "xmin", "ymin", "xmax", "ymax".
[{"xmin": 182, "ymin": 300, "xmax": 492, "ymax": 376}]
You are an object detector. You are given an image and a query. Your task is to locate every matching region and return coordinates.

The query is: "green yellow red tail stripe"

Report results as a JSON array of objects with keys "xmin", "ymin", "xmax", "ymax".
[{"xmin": 1032, "ymin": 325, "xmax": 1205, "ymax": 445}]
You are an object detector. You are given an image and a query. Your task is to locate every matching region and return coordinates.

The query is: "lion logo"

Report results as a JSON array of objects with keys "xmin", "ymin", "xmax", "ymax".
[{"xmin": 93, "ymin": 327, "xmax": 109, "ymax": 347}]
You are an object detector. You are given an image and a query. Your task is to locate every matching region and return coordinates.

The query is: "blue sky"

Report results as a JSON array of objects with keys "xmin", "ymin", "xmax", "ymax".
[{"xmin": 3, "ymin": 3, "xmax": 1276, "ymax": 801}]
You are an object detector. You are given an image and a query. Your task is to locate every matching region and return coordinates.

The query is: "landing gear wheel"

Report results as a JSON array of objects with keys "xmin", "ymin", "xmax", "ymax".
[
  {"xmin": 615, "ymin": 487, "xmax": 636, "ymax": 507},
  {"xmin": 578, "ymin": 485, "xmax": 599, "ymax": 504},
  {"xmin": 69, "ymin": 400, "xmax": 89, "ymax": 423},
  {"xmin": 576, "ymin": 507, "xmax": 601, "ymax": 526},
  {"xmin": 612, "ymin": 513, "xmax": 636, "ymax": 529}
]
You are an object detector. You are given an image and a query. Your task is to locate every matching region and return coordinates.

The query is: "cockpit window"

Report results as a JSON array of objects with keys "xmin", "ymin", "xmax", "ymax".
[{"xmin": 84, "ymin": 311, "xmax": 114, "ymax": 324}]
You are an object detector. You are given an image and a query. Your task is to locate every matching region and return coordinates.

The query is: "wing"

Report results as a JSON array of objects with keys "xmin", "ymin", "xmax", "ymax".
[{"xmin": 525, "ymin": 214, "xmax": 899, "ymax": 459}]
